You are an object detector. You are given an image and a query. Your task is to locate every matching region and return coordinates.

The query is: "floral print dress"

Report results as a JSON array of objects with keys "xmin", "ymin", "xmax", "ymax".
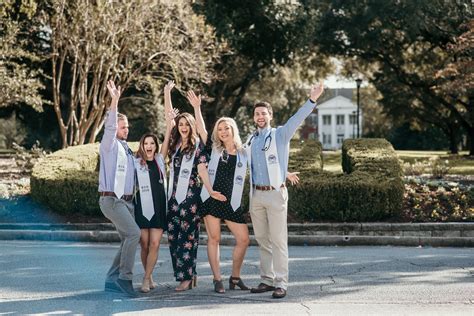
[{"xmin": 167, "ymin": 142, "xmax": 208, "ymax": 281}]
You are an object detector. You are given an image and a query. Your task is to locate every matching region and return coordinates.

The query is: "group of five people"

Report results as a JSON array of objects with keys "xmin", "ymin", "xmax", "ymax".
[{"xmin": 98, "ymin": 79, "xmax": 324, "ymax": 299}]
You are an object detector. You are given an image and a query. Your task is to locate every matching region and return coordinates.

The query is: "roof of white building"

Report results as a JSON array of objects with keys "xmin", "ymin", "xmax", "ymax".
[{"xmin": 317, "ymin": 95, "xmax": 356, "ymax": 110}]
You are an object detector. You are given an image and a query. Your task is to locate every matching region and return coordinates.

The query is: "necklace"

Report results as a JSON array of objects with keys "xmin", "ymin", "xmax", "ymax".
[{"xmin": 220, "ymin": 148, "xmax": 243, "ymax": 168}]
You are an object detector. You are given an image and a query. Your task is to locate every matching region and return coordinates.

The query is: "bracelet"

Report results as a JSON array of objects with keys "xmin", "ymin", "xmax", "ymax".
[{"xmin": 309, "ymin": 98, "xmax": 316, "ymax": 104}]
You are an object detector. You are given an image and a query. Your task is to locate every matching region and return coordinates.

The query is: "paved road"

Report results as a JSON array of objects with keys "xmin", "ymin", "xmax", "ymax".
[{"xmin": 0, "ymin": 241, "xmax": 473, "ymax": 315}]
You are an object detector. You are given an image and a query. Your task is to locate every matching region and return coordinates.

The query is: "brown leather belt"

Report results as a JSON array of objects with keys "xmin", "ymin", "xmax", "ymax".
[
  {"xmin": 100, "ymin": 191, "xmax": 133, "ymax": 201},
  {"xmin": 253, "ymin": 184, "xmax": 285, "ymax": 191}
]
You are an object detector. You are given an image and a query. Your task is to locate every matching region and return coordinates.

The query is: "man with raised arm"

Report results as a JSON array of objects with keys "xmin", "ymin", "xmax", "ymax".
[
  {"xmin": 245, "ymin": 83, "xmax": 324, "ymax": 299},
  {"xmin": 99, "ymin": 80, "xmax": 141, "ymax": 297}
]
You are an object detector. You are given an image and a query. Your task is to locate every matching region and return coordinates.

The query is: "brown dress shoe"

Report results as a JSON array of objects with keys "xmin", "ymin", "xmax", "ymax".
[
  {"xmin": 250, "ymin": 283, "xmax": 276, "ymax": 293},
  {"xmin": 272, "ymin": 287, "xmax": 287, "ymax": 299}
]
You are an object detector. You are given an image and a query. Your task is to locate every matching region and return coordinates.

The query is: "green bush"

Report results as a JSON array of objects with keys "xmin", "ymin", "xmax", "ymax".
[
  {"xmin": 30, "ymin": 142, "xmax": 138, "ymax": 215},
  {"xmin": 242, "ymin": 138, "xmax": 403, "ymax": 222},
  {"xmin": 289, "ymin": 139, "xmax": 323, "ymax": 172},
  {"xmin": 288, "ymin": 170, "xmax": 404, "ymax": 221},
  {"xmin": 31, "ymin": 138, "xmax": 404, "ymax": 222},
  {"xmin": 342, "ymin": 138, "xmax": 403, "ymax": 178}
]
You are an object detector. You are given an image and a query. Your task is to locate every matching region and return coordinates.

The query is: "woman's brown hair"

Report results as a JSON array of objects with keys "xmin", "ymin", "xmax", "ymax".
[
  {"xmin": 168, "ymin": 112, "xmax": 198, "ymax": 161},
  {"xmin": 136, "ymin": 133, "xmax": 160, "ymax": 163}
]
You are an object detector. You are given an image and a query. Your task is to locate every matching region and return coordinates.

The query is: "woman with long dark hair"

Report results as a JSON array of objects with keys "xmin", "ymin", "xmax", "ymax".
[
  {"xmin": 166, "ymin": 86, "xmax": 226, "ymax": 292},
  {"xmin": 133, "ymin": 82, "xmax": 176, "ymax": 292}
]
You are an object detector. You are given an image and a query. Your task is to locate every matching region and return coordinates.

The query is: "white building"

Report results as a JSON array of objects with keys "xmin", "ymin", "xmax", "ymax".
[{"xmin": 302, "ymin": 91, "xmax": 362, "ymax": 150}]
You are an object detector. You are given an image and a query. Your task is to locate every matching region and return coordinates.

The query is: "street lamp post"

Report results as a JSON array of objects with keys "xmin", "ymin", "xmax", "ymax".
[{"xmin": 355, "ymin": 78, "xmax": 362, "ymax": 138}]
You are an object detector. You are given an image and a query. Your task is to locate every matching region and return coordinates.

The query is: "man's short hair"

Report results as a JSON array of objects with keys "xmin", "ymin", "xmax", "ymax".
[
  {"xmin": 117, "ymin": 112, "xmax": 127, "ymax": 121},
  {"xmin": 253, "ymin": 101, "xmax": 273, "ymax": 116}
]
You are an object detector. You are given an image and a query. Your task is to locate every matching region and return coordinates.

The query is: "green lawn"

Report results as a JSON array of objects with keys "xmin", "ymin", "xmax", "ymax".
[
  {"xmin": 322, "ymin": 150, "xmax": 474, "ymax": 175},
  {"xmin": 322, "ymin": 151, "xmax": 343, "ymax": 173},
  {"xmin": 397, "ymin": 150, "xmax": 473, "ymax": 175}
]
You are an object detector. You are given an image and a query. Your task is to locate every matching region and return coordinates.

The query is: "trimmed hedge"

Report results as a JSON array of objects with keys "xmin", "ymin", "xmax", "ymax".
[
  {"xmin": 281, "ymin": 138, "xmax": 402, "ymax": 221},
  {"xmin": 31, "ymin": 138, "xmax": 403, "ymax": 222},
  {"xmin": 342, "ymin": 138, "xmax": 403, "ymax": 178},
  {"xmin": 288, "ymin": 170, "xmax": 404, "ymax": 221},
  {"xmin": 241, "ymin": 138, "xmax": 403, "ymax": 222},
  {"xmin": 289, "ymin": 139, "xmax": 323, "ymax": 172},
  {"xmin": 31, "ymin": 142, "xmax": 138, "ymax": 215}
]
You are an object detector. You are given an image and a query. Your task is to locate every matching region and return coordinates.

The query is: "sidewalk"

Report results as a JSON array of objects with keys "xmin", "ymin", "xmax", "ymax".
[{"xmin": 0, "ymin": 222, "xmax": 473, "ymax": 247}]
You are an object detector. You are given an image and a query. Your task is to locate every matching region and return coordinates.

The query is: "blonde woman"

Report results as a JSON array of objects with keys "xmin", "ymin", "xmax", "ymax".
[
  {"xmin": 187, "ymin": 90, "xmax": 301, "ymax": 294},
  {"xmin": 186, "ymin": 90, "xmax": 250, "ymax": 294},
  {"xmin": 204, "ymin": 117, "xmax": 251, "ymax": 293}
]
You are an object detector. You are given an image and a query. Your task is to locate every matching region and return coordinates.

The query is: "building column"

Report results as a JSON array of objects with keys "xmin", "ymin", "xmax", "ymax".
[{"xmin": 331, "ymin": 114, "xmax": 336, "ymax": 149}]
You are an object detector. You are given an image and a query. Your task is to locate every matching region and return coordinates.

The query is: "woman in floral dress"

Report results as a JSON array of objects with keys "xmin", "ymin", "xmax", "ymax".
[{"xmin": 166, "ymin": 85, "xmax": 226, "ymax": 292}]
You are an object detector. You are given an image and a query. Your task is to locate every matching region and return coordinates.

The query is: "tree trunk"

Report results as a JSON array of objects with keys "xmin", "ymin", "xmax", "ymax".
[
  {"xmin": 468, "ymin": 127, "xmax": 474, "ymax": 156},
  {"xmin": 468, "ymin": 97, "xmax": 474, "ymax": 156},
  {"xmin": 448, "ymin": 131, "xmax": 459, "ymax": 154}
]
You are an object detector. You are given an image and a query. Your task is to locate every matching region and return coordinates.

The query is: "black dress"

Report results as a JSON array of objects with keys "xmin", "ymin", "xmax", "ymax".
[
  {"xmin": 200, "ymin": 141, "xmax": 247, "ymax": 224},
  {"xmin": 134, "ymin": 159, "xmax": 167, "ymax": 229}
]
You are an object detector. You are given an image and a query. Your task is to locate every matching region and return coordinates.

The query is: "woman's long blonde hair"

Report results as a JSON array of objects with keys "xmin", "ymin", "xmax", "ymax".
[{"xmin": 211, "ymin": 117, "xmax": 242, "ymax": 152}]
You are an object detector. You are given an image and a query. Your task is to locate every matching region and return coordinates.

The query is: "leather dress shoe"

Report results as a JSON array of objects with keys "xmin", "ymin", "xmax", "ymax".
[
  {"xmin": 272, "ymin": 287, "xmax": 287, "ymax": 299},
  {"xmin": 250, "ymin": 283, "xmax": 276, "ymax": 293},
  {"xmin": 115, "ymin": 278, "xmax": 138, "ymax": 297}
]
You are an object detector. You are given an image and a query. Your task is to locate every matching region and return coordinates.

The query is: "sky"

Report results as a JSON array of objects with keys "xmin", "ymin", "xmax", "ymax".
[
  {"xmin": 325, "ymin": 75, "xmax": 358, "ymax": 89},
  {"xmin": 323, "ymin": 57, "xmax": 367, "ymax": 89}
]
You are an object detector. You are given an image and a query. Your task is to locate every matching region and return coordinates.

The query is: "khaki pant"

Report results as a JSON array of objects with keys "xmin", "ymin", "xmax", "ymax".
[
  {"xmin": 99, "ymin": 196, "xmax": 140, "ymax": 281},
  {"xmin": 249, "ymin": 187, "xmax": 289, "ymax": 290}
]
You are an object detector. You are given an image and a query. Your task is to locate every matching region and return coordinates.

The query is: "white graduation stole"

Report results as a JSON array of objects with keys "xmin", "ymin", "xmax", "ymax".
[
  {"xmin": 168, "ymin": 139, "xmax": 200, "ymax": 205},
  {"xmin": 114, "ymin": 142, "xmax": 128, "ymax": 199},
  {"xmin": 244, "ymin": 128, "xmax": 283, "ymax": 199},
  {"xmin": 264, "ymin": 129, "xmax": 283, "ymax": 191},
  {"xmin": 244, "ymin": 134, "xmax": 254, "ymax": 199},
  {"xmin": 201, "ymin": 147, "xmax": 248, "ymax": 211},
  {"xmin": 155, "ymin": 154, "xmax": 168, "ymax": 213},
  {"xmin": 134, "ymin": 158, "xmax": 154, "ymax": 220},
  {"xmin": 135, "ymin": 154, "xmax": 168, "ymax": 220}
]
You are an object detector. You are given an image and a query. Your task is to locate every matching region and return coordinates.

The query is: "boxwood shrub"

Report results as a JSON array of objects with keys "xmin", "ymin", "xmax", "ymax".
[
  {"xmin": 30, "ymin": 142, "xmax": 138, "ymax": 215},
  {"xmin": 342, "ymin": 138, "xmax": 403, "ymax": 177},
  {"xmin": 31, "ymin": 138, "xmax": 403, "ymax": 222},
  {"xmin": 288, "ymin": 170, "xmax": 404, "ymax": 222}
]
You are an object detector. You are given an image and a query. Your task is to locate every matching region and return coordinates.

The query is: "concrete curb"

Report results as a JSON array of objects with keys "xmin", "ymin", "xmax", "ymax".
[{"xmin": 0, "ymin": 222, "xmax": 473, "ymax": 247}]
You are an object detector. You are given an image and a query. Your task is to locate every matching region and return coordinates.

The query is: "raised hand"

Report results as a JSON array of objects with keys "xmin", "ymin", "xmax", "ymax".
[
  {"xmin": 107, "ymin": 80, "xmax": 122, "ymax": 101},
  {"xmin": 166, "ymin": 108, "xmax": 180, "ymax": 128},
  {"xmin": 186, "ymin": 90, "xmax": 202, "ymax": 109},
  {"xmin": 286, "ymin": 171, "xmax": 300, "ymax": 186},
  {"xmin": 164, "ymin": 80, "xmax": 175, "ymax": 94},
  {"xmin": 168, "ymin": 108, "xmax": 179, "ymax": 120},
  {"xmin": 310, "ymin": 82, "xmax": 325, "ymax": 102},
  {"xmin": 210, "ymin": 190, "xmax": 227, "ymax": 202},
  {"xmin": 161, "ymin": 107, "xmax": 178, "ymax": 157}
]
